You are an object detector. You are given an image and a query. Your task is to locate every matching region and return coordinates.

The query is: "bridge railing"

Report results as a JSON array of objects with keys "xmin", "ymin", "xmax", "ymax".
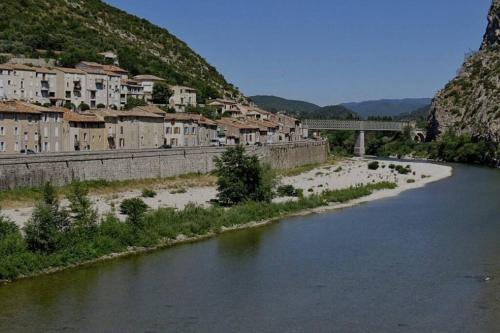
[{"xmin": 303, "ymin": 119, "xmax": 413, "ymax": 131}]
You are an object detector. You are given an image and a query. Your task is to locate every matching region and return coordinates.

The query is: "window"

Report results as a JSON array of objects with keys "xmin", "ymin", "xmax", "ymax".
[
  {"xmin": 14, "ymin": 114, "xmax": 18, "ymax": 122},
  {"xmin": 166, "ymin": 127, "xmax": 171, "ymax": 134},
  {"xmin": 14, "ymin": 127, "xmax": 19, "ymax": 135},
  {"xmin": 192, "ymin": 127, "xmax": 196, "ymax": 135},
  {"xmin": 83, "ymin": 133, "xmax": 87, "ymax": 141},
  {"xmin": 184, "ymin": 127, "xmax": 189, "ymax": 135},
  {"xmin": 34, "ymin": 144, "xmax": 38, "ymax": 152},
  {"xmin": 44, "ymin": 127, "xmax": 48, "ymax": 137},
  {"xmin": 28, "ymin": 115, "xmax": 32, "ymax": 123},
  {"xmin": 24, "ymin": 132, "xmax": 28, "ymax": 141},
  {"xmin": 55, "ymin": 142, "xmax": 59, "ymax": 152},
  {"xmin": 34, "ymin": 132, "xmax": 38, "ymax": 140},
  {"xmin": 174, "ymin": 127, "xmax": 180, "ymax": 134},
  {"xmin": 44, "ymin": 142, "xmax": 49, "ymax": 152},
  {"xmin": 14, "ymin": 142, "xmax": 19, "ymax": 151},
  {"xmin": 55, "ymin": 127, "xmax": 59, "ymax": 137},
  {"xmin": 65, "ymin": 91, "xmax": 71, "ymax": 98},
  {"xmin": 120, "ymin": 126, "xmax": 124, "ymax": 134},
  {"xmin": 0, "ymin": 127, "xmax": 3, "ymax": 135},
  {"xmin": 0, "ymin": 142, "xmax": 4, "ymax": 151}
]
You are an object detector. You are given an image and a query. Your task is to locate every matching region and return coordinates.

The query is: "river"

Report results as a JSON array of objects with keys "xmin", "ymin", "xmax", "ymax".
[{"xmin": 0, "ymin": 164, "xmax": 499, "ymax": 332}]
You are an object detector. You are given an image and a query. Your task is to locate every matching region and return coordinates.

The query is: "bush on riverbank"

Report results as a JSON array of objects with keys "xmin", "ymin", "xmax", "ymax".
[
  {"xmin": 0, "ymin": 182, "xmax": 396, "ymax": 280},
  {"xmin": 214, "ymin": 146, "xmax": 277, "ymax": 206}
]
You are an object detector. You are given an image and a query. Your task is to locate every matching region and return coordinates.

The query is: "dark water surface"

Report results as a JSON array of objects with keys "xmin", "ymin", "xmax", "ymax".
[{"xmin": 0, "ymin": 164, "xmax": 499, "ymax": 332}]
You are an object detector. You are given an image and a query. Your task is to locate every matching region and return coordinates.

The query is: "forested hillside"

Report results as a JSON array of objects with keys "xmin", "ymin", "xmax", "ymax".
[{"xmin": 0, "ymin": 0, "xmax": 241, "ymax": 101}]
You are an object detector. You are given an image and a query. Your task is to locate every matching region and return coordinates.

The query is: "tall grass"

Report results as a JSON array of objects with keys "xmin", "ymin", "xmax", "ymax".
[{"xmin": 0, "ymin": 182, "xmax": 396, "ymax": 281}]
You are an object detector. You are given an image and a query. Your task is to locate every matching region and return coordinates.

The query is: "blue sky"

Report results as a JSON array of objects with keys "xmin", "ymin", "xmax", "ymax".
[{"xmin": 104, "ymin": 0, "xmax": 491, "ymax": 105}]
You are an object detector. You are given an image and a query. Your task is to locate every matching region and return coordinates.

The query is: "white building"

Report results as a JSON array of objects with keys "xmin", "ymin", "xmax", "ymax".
[
  {"xmin": 54, "ymin": 67, "xmax": 88, "ymax": 109},
  {"xmin": 75, "ymin": 62, "xmax": 121, "ymax": 109},
  {"xmin": 168, "ymin": 85, "xmax": 197, "ymax": 112},
  {"xmin": 133, "ymin": 75, "xmax": 165, "ymax": 102},
  {"xmin": 0, "ymin": 64, "xmax": 57, "ymax": 105}
]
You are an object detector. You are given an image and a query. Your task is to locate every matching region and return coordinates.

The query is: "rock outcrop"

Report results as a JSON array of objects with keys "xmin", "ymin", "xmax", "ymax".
[{"xmin": 428, "ymin": 0, "xmax": 500, "ymax": 142}]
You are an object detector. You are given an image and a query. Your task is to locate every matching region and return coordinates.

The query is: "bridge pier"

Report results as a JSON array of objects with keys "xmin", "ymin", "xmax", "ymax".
[{"xmin": 354, "ymin": 130, "xmax": 365, "ymax": 156}]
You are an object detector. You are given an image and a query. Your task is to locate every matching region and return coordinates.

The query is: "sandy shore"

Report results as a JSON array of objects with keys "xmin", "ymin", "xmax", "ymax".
[{"xmin": 4, "ymin": 158, "xmax": 452, "ymax": 227}]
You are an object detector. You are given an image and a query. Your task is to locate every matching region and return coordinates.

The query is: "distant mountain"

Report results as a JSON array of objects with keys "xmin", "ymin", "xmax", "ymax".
[
  {"xmin": 394, "ymin": 105, "xmax": 431, "ymax": 121},
  {"xmin": 250, "ymin": 95, "xmax": 357, "ymax": 120},
  {"xmin": 305, "ymin": 105, "xmax": 358, "ymax": 120},
  {"xmin": 249, "ymin": 95, "xmax": 320, "ymax": 115},
  {"xmin": 342, "ymin": 98, "xmax": 432, "ymax": 118}
]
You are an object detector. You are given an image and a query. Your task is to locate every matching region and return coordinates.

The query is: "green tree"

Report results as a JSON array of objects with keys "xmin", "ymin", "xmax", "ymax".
[
  {"xmin": 214, "ymin": 146, "xmax": 277, "ymax": 206},
  {"xmin": 152, "ymin": 82, "xmax": 172, "ymax": 104},
  {"xmin": 120, "ymin": 198, "xmax": 148, "ymax": 227},
  {"xmin": 67, "ymin": 182, "xmax": 98, "ymax": 236},
  {"xmin": 24, "ymin": 183, "xmax": 69, "ymax": 253},
  {"xmin": 79, "ymin": 102, "xmax": 90, "ymax": 111},
  {"xmin": 124, "ymin": 97, "xmax": 147, "ymax": 110},
  {"xmin": 0, "ymin": 213, "xmax": 25, "ymax": 257}
]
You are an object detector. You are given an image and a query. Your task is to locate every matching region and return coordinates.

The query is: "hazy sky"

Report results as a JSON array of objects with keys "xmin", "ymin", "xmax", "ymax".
[{"xmin": 104, "ymin": 0, "xmax": 491, "ymax": 105}]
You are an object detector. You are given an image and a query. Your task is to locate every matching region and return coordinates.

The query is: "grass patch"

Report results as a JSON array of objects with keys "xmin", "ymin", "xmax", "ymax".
[
  {"xmin": 0, "ymin": 181, "xmax": 396, "ymax": 281},
  {"xmin": 0, "ymin": 173, "xmax": 216, "ymax": 209}
]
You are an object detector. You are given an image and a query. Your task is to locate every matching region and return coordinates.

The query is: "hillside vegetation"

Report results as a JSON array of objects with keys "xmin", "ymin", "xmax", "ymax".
[
  {"xmin": 0, "ymin": 0, "xmax": 241, "ymax": 101},
  {"xmin": 428, "ymin": 0, "xmax": 499, "ymax": 142}
]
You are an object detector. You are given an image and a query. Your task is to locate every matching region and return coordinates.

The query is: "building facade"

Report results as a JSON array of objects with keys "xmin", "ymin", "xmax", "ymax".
[{"xmin": 168, "ymin": 85, "xmax": 197, "ymax": 112}]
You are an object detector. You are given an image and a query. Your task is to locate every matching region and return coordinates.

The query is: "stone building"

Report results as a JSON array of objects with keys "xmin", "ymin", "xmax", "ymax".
[
  {"xmin": 0, "ymin": 64, "xmax": 57, "ymax": 105},
  {"xmin": 0, "ymin": 101, "xmax": 64, "ymax": 154},
  {"xmin": 168, "ymin": 85, "xmax": 197, "ymax": 112},
  {"xmin": 62, "ymin": 110, "xmax": 106, "ymax": 151},
  {"xmin": 54, "ymin": 67, "xmax": 88, "ymax": 109},
  {"xmin": 246, "ymin": 118, "xmax": 280, "ymax": 144},
  {"xmin": 216, "ymin": 117, "xmax": 260, "ymax": 145},
  {"xmin": 206, "ymin": 99, "xmax": 240, "ymax": 117},
  {"xmin": 93, "ymin": 108, "xmax": 164, "ymax": 150},
  {"xmin": 120, "ymin": 78, "xmax": 145, "ymax": 108},
  {"xmin": 133, "ymin": 75, "xmax": 166, "ymax": 102},
  {"xmin": 164, "ymin": 113, "xmax": 200, "ymax": 147},
  {"xmin": 75, "ymin": 62, "xmax": 121, "ymax": 109}
]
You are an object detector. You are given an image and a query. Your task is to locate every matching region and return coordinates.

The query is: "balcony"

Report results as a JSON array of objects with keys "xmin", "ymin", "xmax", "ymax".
[{"xmin": 41, "ymin": 82, "xmax": 50, "ymax": 91}]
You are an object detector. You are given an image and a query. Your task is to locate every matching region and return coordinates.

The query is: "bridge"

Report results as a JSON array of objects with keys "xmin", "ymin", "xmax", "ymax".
[{"xmin": 302, "ymin": 119, "xmax": 425, "ymax": 156}]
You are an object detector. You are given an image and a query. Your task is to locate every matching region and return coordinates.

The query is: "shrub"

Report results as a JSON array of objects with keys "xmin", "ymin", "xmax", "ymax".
[
  {"xmin": 96, "ymin": 103, "xmax": 106, "ymax": 109},
  {"xmin": 24, "ymin": 183, "xmax": 70, "ymax": 253},
  {"xmin": 277, "ymin": 185, "xmax": 303, "ymax": 197},
  {"xmin": 407, "ymin": 179, "xmax": 416, "ymax": 183},
  {"xmin": 79, "ymin": 102, "xmax": 90, "ymax": 111},
  {"xmin": 0, "ymin": 214, "xmax": 25, "ymax": 257},
  {"xmin": 66, "ymin": 181, "xmax": 98, "ymax": 236},
  {"xmin": 395, "ymin": 165, "xmax": 411, "ymax": 175},
  {"xmin": 141, "ymin": 189, "xmax": 157, "ymax": 198},
  {"xmin": 367, "ymin": 161, "xmax": 379, "ymax": 170},
  {"xmin": 214, "ymin": 146, "xmax": 277, "ymax": 206},
  {"xmin": 120, "ymin": 198, "xmax": 149, "ymax": 227}
]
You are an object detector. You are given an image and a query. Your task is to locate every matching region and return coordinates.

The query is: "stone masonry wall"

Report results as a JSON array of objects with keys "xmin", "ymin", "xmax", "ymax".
[{"xmin": 0, "ymin": 141, "xmax": 328, "ymax": 190}]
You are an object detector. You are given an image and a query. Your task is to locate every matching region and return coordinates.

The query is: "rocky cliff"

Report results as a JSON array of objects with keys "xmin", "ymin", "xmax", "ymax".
[{"xmin": 428, "ymin": 0, "xmax": 500, "ymax": 142}]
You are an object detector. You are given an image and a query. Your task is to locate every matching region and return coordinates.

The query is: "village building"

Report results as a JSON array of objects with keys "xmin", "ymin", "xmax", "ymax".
[
  {"xmin": 246, "ymin": 118, "xmax": 280, "ymax": 144},
  {"xmin": 133, "ymin": 75, "xmax": 166, "ymax": 102},
  {"xmin": 0, "ymin": 101, "xmax": 64, "ymax": 154},
  {"xmin": 163, "ymin": 113, "xmax": 200, "ymax": 147},
  {"xmin": 197, "ymin": 117, "xmax": 218, "ymax": 146},
  {"xmin": 75, "ymin": 62, "xmax": 121, "ymax": 109},
  {"xmin": 168, "ymin": 85, "xmax": 197, "ymax": 112},
  {"xmin": 93, "ymin": 108, "xmax": 164, "ymax": 150},
  {"xmin": 0, "ymin": 64, "xmax": 57, "ymax": 105},
  {"xmin": 54, "ymin": 67, "xmax": 88, "ymax": 109},
  {"xmin": 62, "ymin": 109, "xmax": 106, "ymax": 151},
  {"xmin": 120, "ymin": 78, "xmax": 145, "ymax": 108},
  {"xmin": 206, "ymin": 99, "xmax": 240, "ymax": 117},
  {"xmin": 216, "ymin": 117, "xmax": 260, "ymax": 145}
]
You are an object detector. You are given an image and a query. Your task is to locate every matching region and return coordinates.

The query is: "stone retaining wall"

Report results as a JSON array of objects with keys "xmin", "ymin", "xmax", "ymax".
[{"xmin": 0, "ymin": 141, "xmax": 328, "ymax": 190}]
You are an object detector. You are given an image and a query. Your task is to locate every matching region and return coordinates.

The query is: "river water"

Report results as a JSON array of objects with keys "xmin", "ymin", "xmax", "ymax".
[{"xmin": 0, "ymin": 164, "xmax": 499, "ymax": 332}]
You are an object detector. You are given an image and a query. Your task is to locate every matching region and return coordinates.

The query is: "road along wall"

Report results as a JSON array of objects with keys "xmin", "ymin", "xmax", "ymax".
[{"xmin": 0, "ymin": 141, "xmax": 328, "ymax": 190}]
